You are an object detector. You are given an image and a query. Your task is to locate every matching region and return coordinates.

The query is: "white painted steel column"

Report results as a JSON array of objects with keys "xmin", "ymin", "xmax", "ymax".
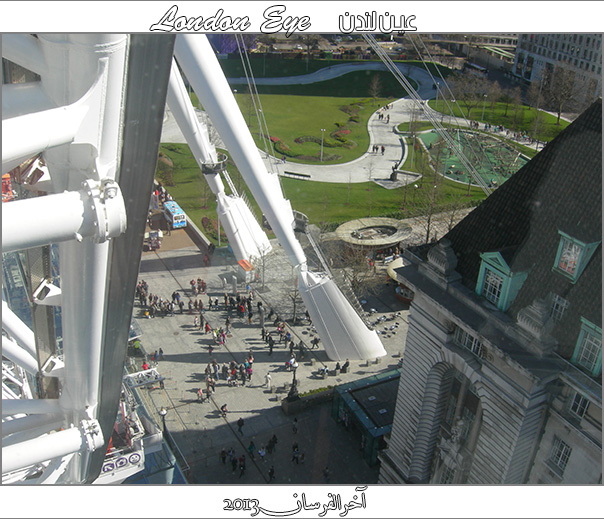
[
  {"xmin": 34, "ymin": 35, "xmax": 129, "ymax": 440},
  {"xmin": 167, "ymin": 59, "xmax": 220, "ymax": 181},
  {"xmin": 175, "ymin": 35, "xmax": 306, "ymax": 268}
]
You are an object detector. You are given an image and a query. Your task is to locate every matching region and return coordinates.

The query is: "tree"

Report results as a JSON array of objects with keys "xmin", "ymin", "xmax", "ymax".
[
  {"xmin": 542, "ymin": 66, "xmax": 586, "ymax": 124},
  {"xmin": 487, "ymin": 80, "xmax": 503, "ymax": 114},
  {"xmin": 297, "ymin": 34, "xmax": 320, "ymax": 73},
  {"xmin": 499, "ymin": 88, "xmax": 515, "ymax": 117},
  {"xmin": 510, "ymin": 87, "xmax": 524, "ymax": 131},
  {"xmin": 368, "ymin": 74, "xmax": 382, "ymax": 106},
  {"xmin": 448, "ymin": 74, "xmax": 489, "ymax": 119},
  {"xmin": 526, "ymin": 74, "xmax": 545, "ymax": 111}
]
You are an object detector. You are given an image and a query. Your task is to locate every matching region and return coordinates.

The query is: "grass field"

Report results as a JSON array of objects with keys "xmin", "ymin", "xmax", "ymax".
[
  {"xmin": 234, "ymin": 94, "xmax": 387, "ymax": 164},
  {"xmin": 428, "ymin": 100, "xmax": 570, "ymax": 142}
]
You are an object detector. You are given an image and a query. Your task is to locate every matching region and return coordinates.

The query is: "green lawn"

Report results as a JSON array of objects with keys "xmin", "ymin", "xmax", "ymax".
[
  {"xmin": 234, "ymin": 94, "xmax": 389, "ymax": 164},
  {"xmin": 428, "ymin": 100, "xmax": 570, "ymax": 142}
]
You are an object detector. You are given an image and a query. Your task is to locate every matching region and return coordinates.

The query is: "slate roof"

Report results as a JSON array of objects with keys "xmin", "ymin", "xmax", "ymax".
[{"xmin": 440, "ymin": 99, "xmax": 602, "ymax": 361}]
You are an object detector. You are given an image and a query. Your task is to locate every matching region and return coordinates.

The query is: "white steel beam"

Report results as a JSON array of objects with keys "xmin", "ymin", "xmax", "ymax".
[
  {"xmin": 1, "ymin": 34, "xmax": 48, "ymax": 77},
  {"xmin": 2, "ymin": 419, "xmax": 103, "ymax": 474},
  {"xmin": 1, "ymin": 336, "xmax": 39, "ymax": 376},
  {"xmin": 2, "ymin": 103, "xmax": 88, "ymax": 169},
  {"xmin": 2, "ymin": 398, "xmax": 62, "ymax": 416},
  {"xmin": 2, "ymin": 179, "xmax": 126, "ymax": 253},
  {"xmin": 2, "ymin": 301, "xmax": 37, "ymax": 358}
]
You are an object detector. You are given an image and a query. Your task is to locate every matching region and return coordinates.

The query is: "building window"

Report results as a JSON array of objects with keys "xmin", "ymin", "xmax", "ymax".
[
  {"xmin": 573, "ymin": 321, "xmax": 602, "ymax": 375},
  {"xmin": 557, "ymin": 237, "xmax": 581, "ymax": 275},
  {"xmin": 482, "ymin": 268, "xmax": 504, "ymax": 305},
  {"xmin": 454, "ymin": 327, "xmax": 485, "ymax": 358},
  {"xmin": 439, "ymin": 465, "xmax": 455, "ymax": 484},
  {"xmin": 549, "ymin": 437, "xmax": 572, "ymax": 475},
  {"xmin": 550, "ymin": 294, "xmax": 569, "ymax": 322},
  {"xmin": 569, "ymin": 392, "xmax": 589, "ymax": 419}
]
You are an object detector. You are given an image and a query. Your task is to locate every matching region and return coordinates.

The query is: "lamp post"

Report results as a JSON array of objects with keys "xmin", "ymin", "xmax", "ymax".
[
  {"xmin": 320, "ymin": 128, "xmax": 325, "ymax": 162},
  {"xmin": 482, "ymin": 94, "xmax": 487, "ymax": 122},
  {"xmin": 159, "ymin": 407, "xmax": 168, "ymax": 432},
  {"xmin": 287, "ymin": 362, "xmax": 300, "ymax": 401},
  {"xmin": 435, "ymin": 82, "xmax": 440, "ymax": 111}
]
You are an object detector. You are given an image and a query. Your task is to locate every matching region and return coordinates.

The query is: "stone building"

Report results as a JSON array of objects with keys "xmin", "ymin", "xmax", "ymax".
[{"xmin": 379, "ymin": 99, "xmax": 602, "ymax": 484}]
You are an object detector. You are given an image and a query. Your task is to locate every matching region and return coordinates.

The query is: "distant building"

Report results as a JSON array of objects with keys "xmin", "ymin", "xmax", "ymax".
[
  {"xmin": 379, "ymin": 99, "xmax": 602, "ymax": 484},
  {"xmin": 514, "ymin": 34, "xmax": 602, "ymax": 106}
]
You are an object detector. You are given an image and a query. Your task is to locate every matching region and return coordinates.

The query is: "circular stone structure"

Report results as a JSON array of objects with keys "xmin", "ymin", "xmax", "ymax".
[{"xmin": 335, "ymin": 218, "xmax": 412, "ymax": 249}]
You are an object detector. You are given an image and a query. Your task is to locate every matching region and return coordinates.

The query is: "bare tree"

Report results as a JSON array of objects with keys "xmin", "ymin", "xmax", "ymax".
[
  {"xmin": 368, "ymin": 74, "xmax": 382, "ymax": 106},
  {"xmin": 487, "ymin": 80, "xmax": 503, "ymax": 113},
  {"xmin": 448, "ymin": 73, "xmax": 490, "ymax": 119},
  {"xmin": 542, "ymin": 66, "xmax": 584, "ymax": 124},
  {"xmin": 526, "ymin": 74, "xmax": 545, "ymax": 111}
]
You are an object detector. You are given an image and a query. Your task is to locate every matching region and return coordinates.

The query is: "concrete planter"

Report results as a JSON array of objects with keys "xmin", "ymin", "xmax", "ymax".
[{"xmin": 281, "ymin": 387, "xmax": 334, "ymax": 415}]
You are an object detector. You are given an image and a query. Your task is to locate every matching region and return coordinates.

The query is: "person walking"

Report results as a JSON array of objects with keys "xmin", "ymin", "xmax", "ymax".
[
  {"xmin": 268, "ymin": 335, "xmax": 275, "ymax": 355},
  {"xmin": 247, "ymin": 440, "xmax": 256, "ymax": 460},
  {"xmin": 265, "ymin": 373, "xmax": 272, "ymax": 391},
  {"xmin": 268, "ymin": 465, "xmax": 275, "ymax": 482},
  {"xmin": 238, "ymin": 455, "xmax": 246, "ymax": 478},
  {"xmin": 292, "ymin": 418, "xmax": 298, "ymax": 434},
  {"xmin": 220, "ymin": 448, "xmax": 227, "ymax": 464},
  {"xmin": 237, "ymin": 417, "xmax": 245, "ymax": 435},
  {"xmin": 258, "ymin": 445, "xmax": 266, "ymax": 462}
]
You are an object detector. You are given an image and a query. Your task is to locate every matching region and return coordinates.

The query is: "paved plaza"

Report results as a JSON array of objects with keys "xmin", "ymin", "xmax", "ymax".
[{"xmin": 133, "ymin": 229, "xmax": 406, "ymax": 485}]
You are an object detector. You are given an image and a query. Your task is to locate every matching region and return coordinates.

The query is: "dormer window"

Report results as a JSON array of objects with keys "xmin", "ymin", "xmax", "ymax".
[
  {"xmin": 553, "ymin": 231, "xmax": 600, "ymax": 283},
  {"xmin": 557, "ymin": 237, "xmax": 581, "ymax": 275},
  {"xmin": 475, "ymin": 250, "xmax": 528, "ymax": 312}
]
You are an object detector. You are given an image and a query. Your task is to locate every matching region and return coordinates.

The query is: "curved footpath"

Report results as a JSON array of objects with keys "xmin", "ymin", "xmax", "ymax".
[{"xmin": 161, "ymin": 62, "xmax": 543, "ymax": 185}]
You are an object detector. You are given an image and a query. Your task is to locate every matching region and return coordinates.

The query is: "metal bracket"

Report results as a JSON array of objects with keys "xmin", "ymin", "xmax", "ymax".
[{"xmin": 81, "ymin": 178, "xmax": 127, "ymax": 243}]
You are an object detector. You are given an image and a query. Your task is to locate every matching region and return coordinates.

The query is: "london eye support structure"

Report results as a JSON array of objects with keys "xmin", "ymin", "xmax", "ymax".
[
  {"xmin": 2, "ymin": 34, "xmax": 175, "ymax": 484},
  {"xmin": 2, "ymin": 33, "xmax": 385, "ymax": 484}
]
